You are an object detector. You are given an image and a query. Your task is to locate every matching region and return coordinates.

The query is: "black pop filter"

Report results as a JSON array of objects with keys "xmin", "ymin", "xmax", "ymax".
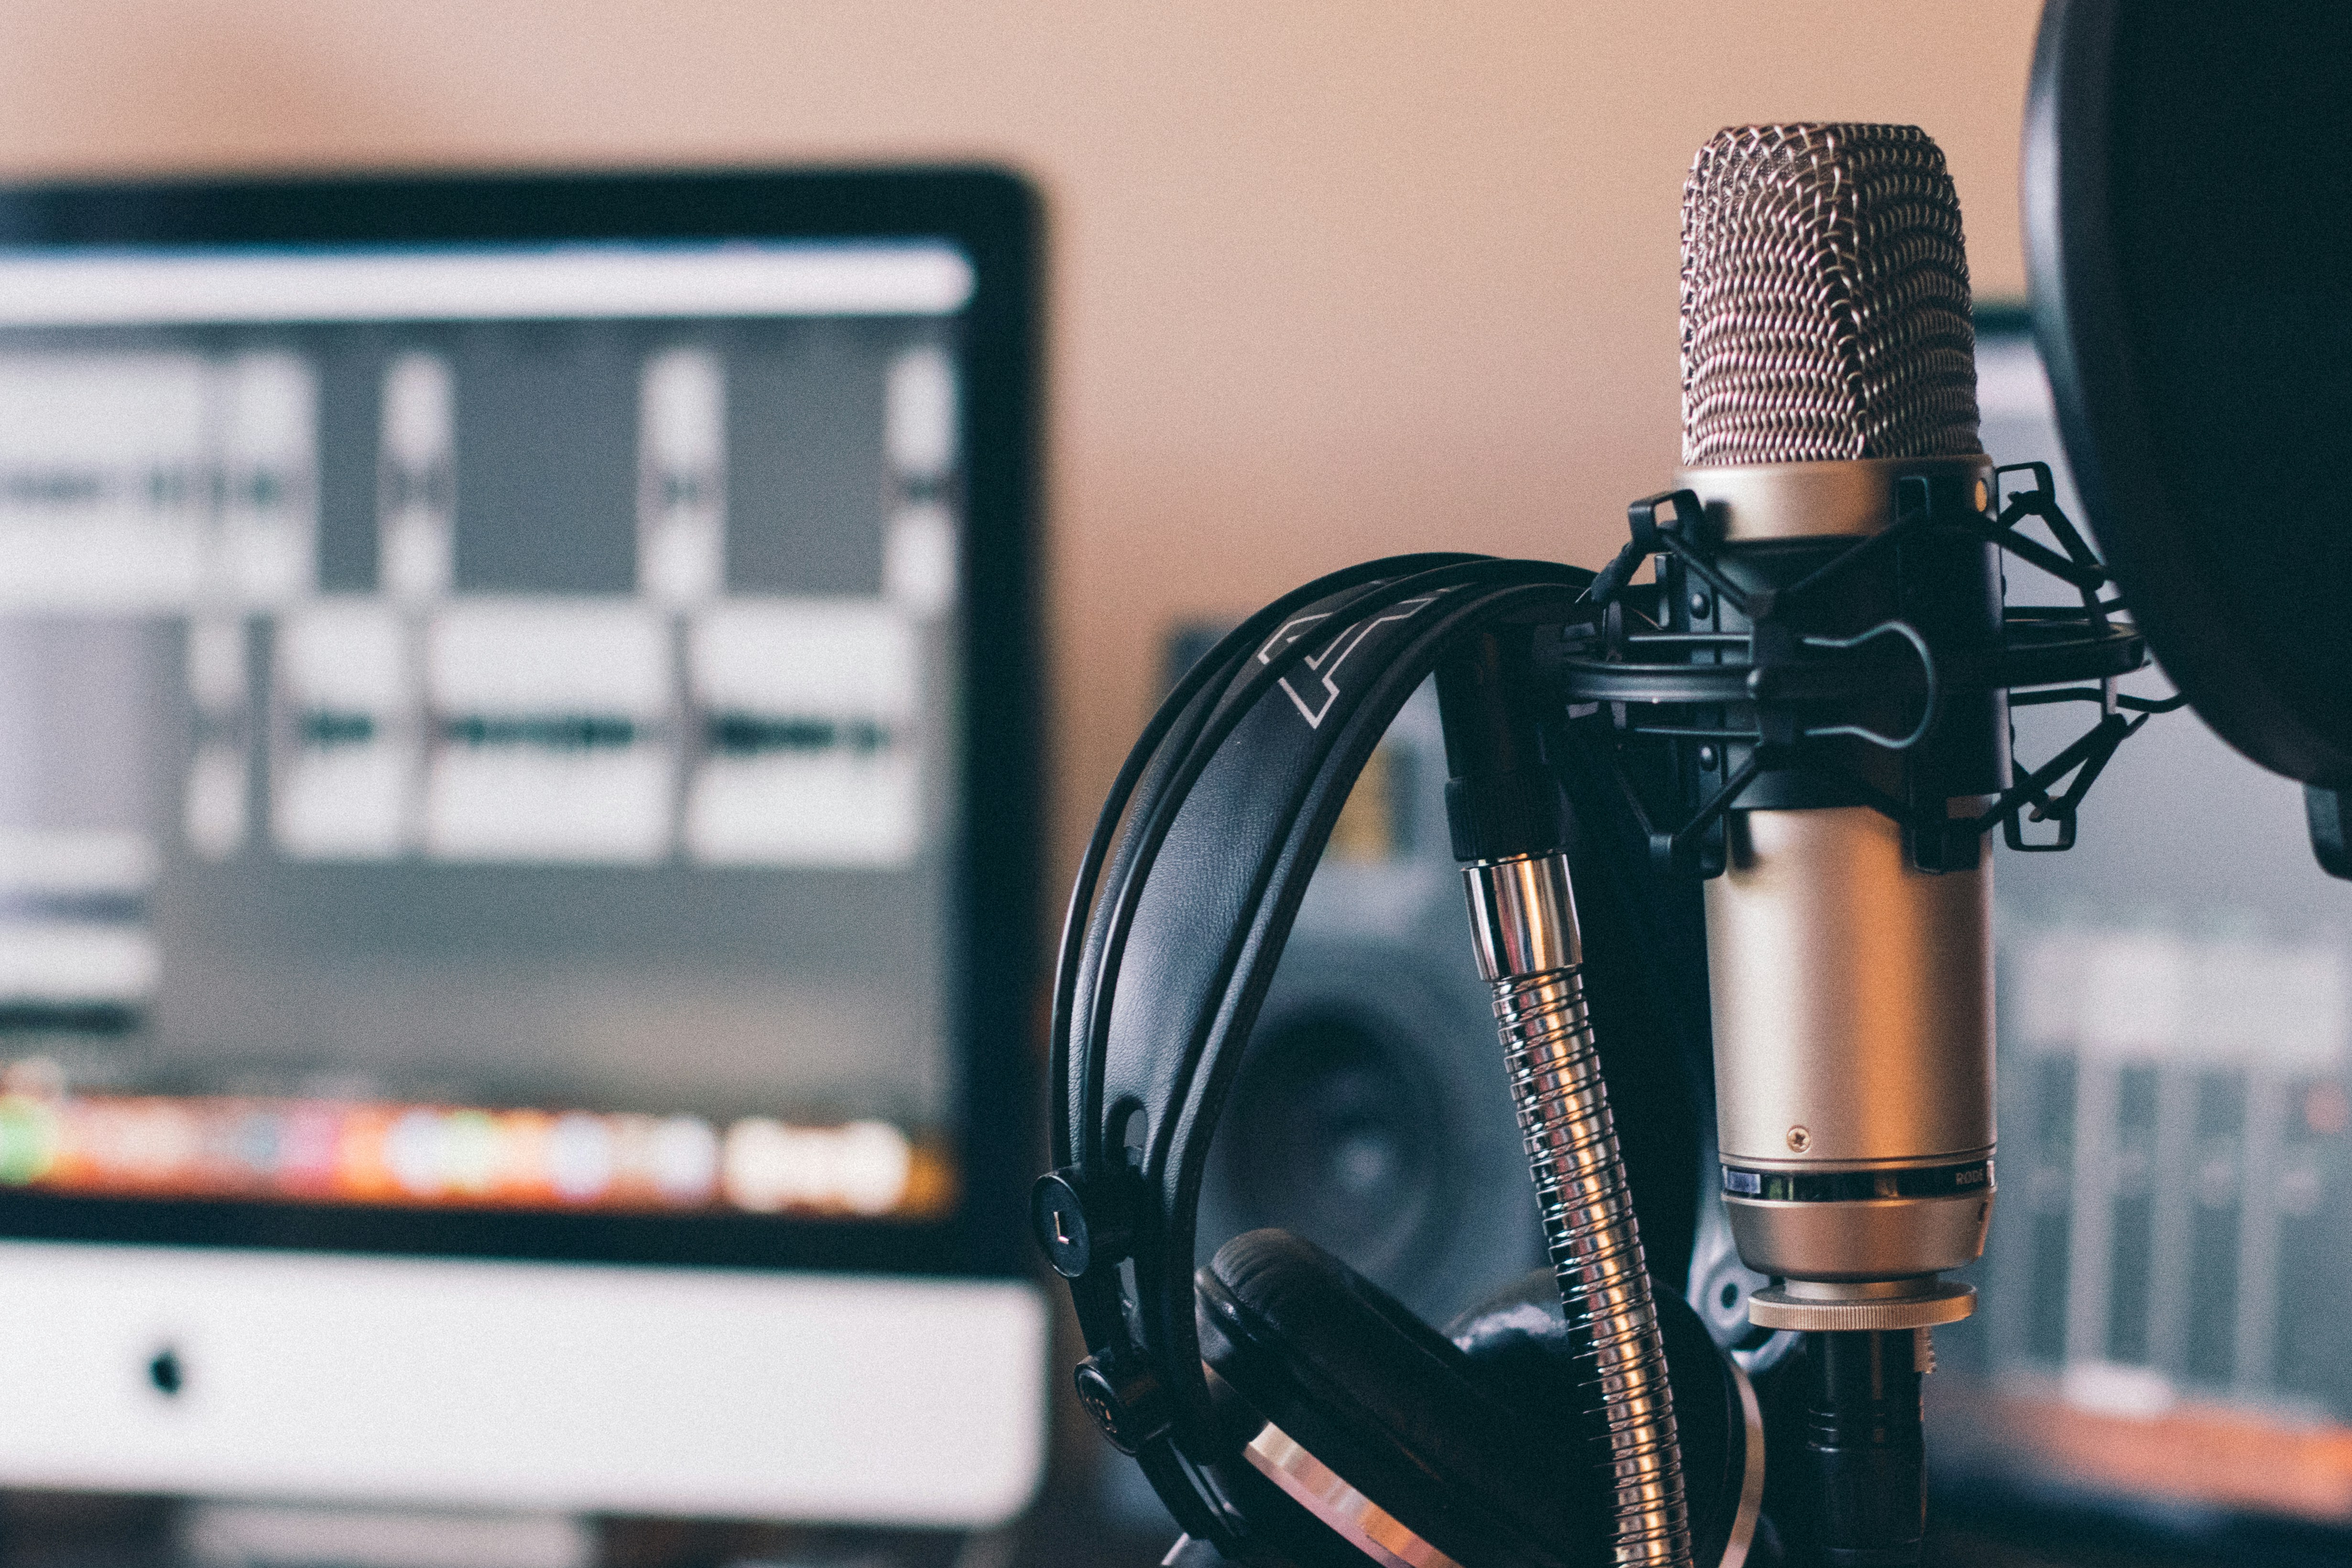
[{"xmin": 2026, "ymin": 0, "xmax": 2352, "ymax": 809}]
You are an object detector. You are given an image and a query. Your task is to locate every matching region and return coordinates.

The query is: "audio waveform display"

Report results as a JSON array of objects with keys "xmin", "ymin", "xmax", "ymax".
[
  {"xmin": 705, "ymin": 714, "xmax": 894, "ymax": 757},
  {"xmin": 297, "ymin": 711, "xmax": 375, "ymax": 747},
  {"xmin": 0, "ymin": 352, "xmax": 314, "ymax": 612},
  {"xmin": 439, "ymin": 714, "xmax": 641, "ymax": 751},
  {"xmin": 269, "ymin": 598, "xmax": 921, "ymax": 865},
  {"xmin": 0, "ymin": 339, "xmax": 955, "ymax": 869}
]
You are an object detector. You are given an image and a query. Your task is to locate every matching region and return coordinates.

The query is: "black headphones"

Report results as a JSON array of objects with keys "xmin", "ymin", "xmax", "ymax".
[{"xmin": 1033, "ymin": 555, "xmax": 1768, "ymax": 1568}]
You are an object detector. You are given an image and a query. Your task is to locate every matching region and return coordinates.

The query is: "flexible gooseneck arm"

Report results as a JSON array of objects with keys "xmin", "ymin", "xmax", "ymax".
[{"xmin": 1439, "ymin": 632, "xmax": 1693, "ymax": 1568}]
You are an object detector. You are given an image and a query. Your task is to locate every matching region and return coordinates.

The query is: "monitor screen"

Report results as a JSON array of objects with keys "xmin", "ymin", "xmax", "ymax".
[{"xmin": 0, "ymin": 241, "xmax": 978, "ymax": 1232}]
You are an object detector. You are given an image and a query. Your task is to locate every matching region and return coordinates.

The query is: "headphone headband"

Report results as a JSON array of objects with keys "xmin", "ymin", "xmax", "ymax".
[{"xmin": 1040, "ymin": 556, "xmax": 1610, "ymax": 1542}]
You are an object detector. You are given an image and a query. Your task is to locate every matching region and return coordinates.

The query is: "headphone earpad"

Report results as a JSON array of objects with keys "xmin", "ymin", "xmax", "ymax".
[
  {"xmin": 1447, "ymin": 1269, "xmax": 1769, "ymax": 1568},
  {"xmin": 1198, "ymin": 1229, "xmax": 1609, "ymax": 1568}
]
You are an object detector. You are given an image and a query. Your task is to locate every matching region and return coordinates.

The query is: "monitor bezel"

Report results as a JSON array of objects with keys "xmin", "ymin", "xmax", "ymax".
[{"xmin": 0, "ymin": 165, "xmax": 1044, "ymax": 1280}]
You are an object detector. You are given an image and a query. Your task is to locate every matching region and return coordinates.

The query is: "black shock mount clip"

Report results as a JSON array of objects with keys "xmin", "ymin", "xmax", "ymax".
[{"xmin": 1555, "ymin": 462, "xmax": 2180, "ymax": 878}]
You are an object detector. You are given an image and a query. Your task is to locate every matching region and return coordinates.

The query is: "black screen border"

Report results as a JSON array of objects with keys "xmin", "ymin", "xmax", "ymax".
[{"xmin": 0, "ymin": 164, "xmax": 1045, "ymax": 1280}]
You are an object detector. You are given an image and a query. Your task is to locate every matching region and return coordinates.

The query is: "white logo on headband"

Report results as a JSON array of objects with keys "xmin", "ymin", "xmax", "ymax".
[{"xmin": 1256, "ymin": 595, "xmax": 1440, "ymax": 730}]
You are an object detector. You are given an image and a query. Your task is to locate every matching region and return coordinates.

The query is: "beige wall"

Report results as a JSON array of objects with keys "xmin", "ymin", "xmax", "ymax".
[{"xmin": 0, "ymin": 0, "xmax": 2047, "ymax": 878}]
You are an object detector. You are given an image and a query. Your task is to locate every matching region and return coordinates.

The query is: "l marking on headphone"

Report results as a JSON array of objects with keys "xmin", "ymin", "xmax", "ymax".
[{"xmin": 1259, "ymin": 595, "xmax": 1439, "ymax": 729}]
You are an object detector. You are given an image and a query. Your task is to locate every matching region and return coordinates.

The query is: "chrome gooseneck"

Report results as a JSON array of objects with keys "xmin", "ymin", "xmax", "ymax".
[{"xmin": 1465, "ymin": 852, "xmax": 1692, "ymax": 1568}]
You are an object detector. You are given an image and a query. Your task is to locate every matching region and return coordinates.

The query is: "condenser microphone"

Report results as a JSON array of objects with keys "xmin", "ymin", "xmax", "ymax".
[{"xmin": 1680, "ymin": 123, "xmax": 2000, "ymax": 1564}]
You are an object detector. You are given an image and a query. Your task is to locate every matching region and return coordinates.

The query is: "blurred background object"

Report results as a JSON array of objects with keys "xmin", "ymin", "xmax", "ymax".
[{"xmin": 1925, "ymin": 321, "xmax": 2352, "ymax": 1547}]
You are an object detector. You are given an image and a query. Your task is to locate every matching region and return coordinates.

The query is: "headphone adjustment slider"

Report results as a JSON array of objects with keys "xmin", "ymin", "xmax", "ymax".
[
  {"xmin": 1032, "ymin": 1165, "xmax": 1135, "ymax": 1279},
  {"xmin": 1073, "ymin": 1350, "xmax": 1172, "ymax": 1456}
]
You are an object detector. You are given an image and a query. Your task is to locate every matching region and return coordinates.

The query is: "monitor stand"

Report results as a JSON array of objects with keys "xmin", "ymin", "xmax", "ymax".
[
  {"xmin": 0, "ymin": 1241, "xmax": 1045, "ymax": 1525},
  {"xmin": 182, "ymin": 1503, "xmax": 593, "ymax": 1568}
]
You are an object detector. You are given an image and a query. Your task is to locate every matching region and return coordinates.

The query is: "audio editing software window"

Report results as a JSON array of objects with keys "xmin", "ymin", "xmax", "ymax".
[{"xmin": 0, "ymin": 244, "xmax": 972, "ymax": 1220}]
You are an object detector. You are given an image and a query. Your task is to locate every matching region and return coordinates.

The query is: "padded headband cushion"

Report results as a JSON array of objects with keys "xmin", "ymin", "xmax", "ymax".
[{"xmin": 1197, "ymin": 1230, "xmax": 1609, "ymax": 1568}]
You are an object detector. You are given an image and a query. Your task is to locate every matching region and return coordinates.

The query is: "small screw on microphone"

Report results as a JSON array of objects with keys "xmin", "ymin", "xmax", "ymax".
[{"xmin": 1787, "ymin": 1126, "xmax": 1812, "ymax": 1153}]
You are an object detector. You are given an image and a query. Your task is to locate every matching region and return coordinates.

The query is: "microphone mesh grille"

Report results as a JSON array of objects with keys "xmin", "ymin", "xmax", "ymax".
[{"xmin": 1680, "ymin": 122, "xmax": 1982, "ymax": 466}]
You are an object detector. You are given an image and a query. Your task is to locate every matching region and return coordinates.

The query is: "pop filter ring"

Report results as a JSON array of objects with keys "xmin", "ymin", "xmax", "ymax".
[{"xmin": 2025, "ymin": 0, "xmax": 2352, "ymax": 789}]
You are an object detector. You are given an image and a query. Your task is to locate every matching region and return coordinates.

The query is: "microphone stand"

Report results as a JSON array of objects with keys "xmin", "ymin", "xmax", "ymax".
[{"xmin": 1799, "ymin": 1330, "xmax": 1927, "ymax": 1567}]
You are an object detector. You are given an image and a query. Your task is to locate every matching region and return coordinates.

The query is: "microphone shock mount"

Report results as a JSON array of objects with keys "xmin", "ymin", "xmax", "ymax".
[{"xmin": 1559, "ymin": 460, "xmax": 2161, "ymax": 883}]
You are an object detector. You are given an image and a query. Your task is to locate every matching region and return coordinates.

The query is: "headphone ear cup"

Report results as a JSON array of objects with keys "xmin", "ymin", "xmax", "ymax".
[
  {"xmin": 1446, "ymin": 1269, "xmax": 1771, "ymax": 1568},
  {"xmin": 1197, "ymin": 1229, "xmax": 1610, "ymax": 1568}
]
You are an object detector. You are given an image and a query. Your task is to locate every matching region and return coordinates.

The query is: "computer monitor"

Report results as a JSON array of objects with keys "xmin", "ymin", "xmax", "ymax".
[
  {"xmin": 0, "ymin": 169, "xmax": 1046, "ymax": 1524},
  {"xmin": 1930, "ymin": 313, "xmax": 2352, "ymax": 1535}
]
